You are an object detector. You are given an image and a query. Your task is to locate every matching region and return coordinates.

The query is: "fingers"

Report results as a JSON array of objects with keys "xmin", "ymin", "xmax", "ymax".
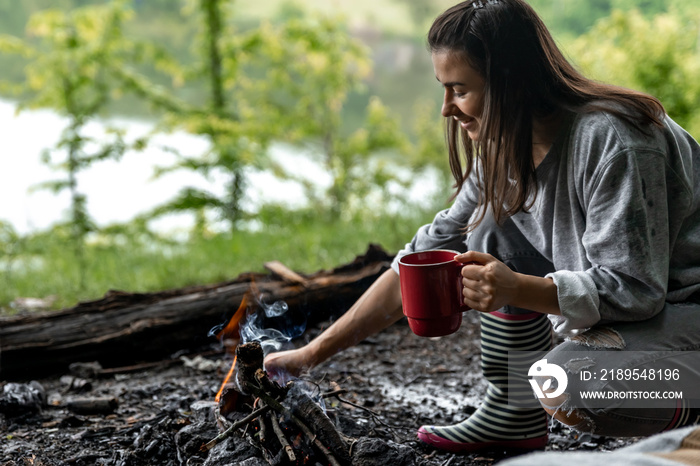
[
  {"xmin": 454, "ymin": 250, "xmax": 494, "ymax": 264},
  {"xmin": 455, "ymin": 251, "xmax": 514, "ymax": 312},
  {"xmin": 263, "ymin": 348, "xmax": 312, "ymax": 380},
  {"xmin": 461, "ymin": 277, "xmax": 497, "ymax": 312}
]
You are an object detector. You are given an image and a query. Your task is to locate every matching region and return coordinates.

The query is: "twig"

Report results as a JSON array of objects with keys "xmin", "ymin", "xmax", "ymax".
[
  {"xmin": 200, "ymin": 405, "xmax": 270, "ymax": 452},
  {"xmin": 333, "ymin": 394, "xmax": 415, "ymax": 441},
  {"xmin": 334, "ymin": 395, "xmax": 385, "ymax": 423},
  {"xmin": 257, "ymin": 400, "xmax": 268, "ymax": 445},
  {"xmin": 270, "ymin": 411, "xmax": 297, "ymax": 463},
  {"xmin": 322, "ymin": 388, "xmax": 348, "ymax": 398}
]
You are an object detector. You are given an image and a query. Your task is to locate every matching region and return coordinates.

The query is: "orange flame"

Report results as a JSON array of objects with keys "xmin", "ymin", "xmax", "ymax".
[
  {"xmin": 216, "ymin": 293, "xmax": 249, "ymax": 342},
  {"xmin": 214, "ymin": 292, "xmax": 250, "ymax": 402},
  {"xmin": 215, "ymin": 354, "xmax": 236, "ymax": 402}
]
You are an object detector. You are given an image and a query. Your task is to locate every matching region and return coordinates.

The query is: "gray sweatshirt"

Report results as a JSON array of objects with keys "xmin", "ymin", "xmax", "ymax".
[{"xmin": 391, "ymin": 110, "xmax": 700, "ymax": 333}]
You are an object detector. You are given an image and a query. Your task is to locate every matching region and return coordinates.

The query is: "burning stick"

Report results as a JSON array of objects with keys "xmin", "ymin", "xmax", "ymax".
[
  {"xmin": 214, "ymin": 291, "xmax": 251, "ymax": 402},
  {"xmin": 252, "ymin": 390, "xmax": 344, "ymax": 466}
]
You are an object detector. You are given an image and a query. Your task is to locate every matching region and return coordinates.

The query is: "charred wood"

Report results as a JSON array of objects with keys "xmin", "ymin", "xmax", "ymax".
[
  {"xmin": 289, "ymin": 388, "xmax": 351, "ymax": 465},
  {"xmin": 270, "ymin": 410, "xmax": 296, "ymax": 463},
  {"xmin": 66, "ymin": 396, "xmax": 119, "ymax": 415}
]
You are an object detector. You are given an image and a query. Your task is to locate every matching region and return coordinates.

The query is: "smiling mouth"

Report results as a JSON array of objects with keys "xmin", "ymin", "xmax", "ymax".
[{"xmin": 456, "ymin": 117, "xmax": 475, "ymax": 131}]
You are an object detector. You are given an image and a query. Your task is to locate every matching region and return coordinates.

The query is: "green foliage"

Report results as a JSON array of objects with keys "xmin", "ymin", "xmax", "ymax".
[
  {"xmin": 410, "ymin": 98, "xmax": 451, "ymax": 181},
  {"xmin": 139, "ymin": 0, "xmax": 295, "ymax": 230},
  {"xmin": 153, "ymin": 0, "xmax": 254, "ymax": 228},
  {"xmin": 141, "ymin": 2, "xmax": 416, "ymax": 227},
  {"xmin": 401, "ymin": 0, "xmax": 443, "ymax": 32},
  {"xmin": 0, "ymin": 221, "xmax": 23, "ymax": 291},
  {"xmin": 571, "ymin": 9, "xmax": 700, "ymax": 136},
  {"xmin": 248, "ymin": 11, "xmax": 412, "ymax": 218},
  {"xmin": 527, "ymin": 0, "xmax": 696, "ymax": 38},
  {"xmin": 0, "ymin": 207, "xmax": 436, "ymax": 313},
  {"xmin": 0, "ymin": 1, "xmax": 150, "ymax": 291}
]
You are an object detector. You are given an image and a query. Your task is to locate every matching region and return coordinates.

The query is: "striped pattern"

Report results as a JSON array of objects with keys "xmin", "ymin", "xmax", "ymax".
[
  {"xmin": 421, "ymin": 311, "xmax": 551, "ymax": 444},
  {"xmin": 666, "ymin": 399, "xmax": 700, "ymax": 431}
]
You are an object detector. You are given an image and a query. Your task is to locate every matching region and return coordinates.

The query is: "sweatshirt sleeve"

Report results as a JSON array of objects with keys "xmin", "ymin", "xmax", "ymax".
[
  {"xmin": 391, "ymin": 172, "xmax": 480, "ymax": 274},
  {"xmin": 548, "ymin": 146, "xmax": 690, "ymax": 329}
]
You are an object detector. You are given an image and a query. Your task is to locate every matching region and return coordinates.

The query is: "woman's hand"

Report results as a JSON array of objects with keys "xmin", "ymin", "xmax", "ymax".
[
  {"xmin": 454, "ymin": 250, "xmax": 520, "ymax": 313},
  {"xmin": 262, "ymin": 269, "xmax": 404, "ymax": 381},
  {"xmin": 263, "ymin": 346, "xmax": 315, "ymax": 380}
]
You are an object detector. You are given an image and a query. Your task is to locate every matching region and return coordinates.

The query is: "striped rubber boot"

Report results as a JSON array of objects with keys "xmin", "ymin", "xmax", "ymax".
[
  {"xmin": 665, "ymin": 400, "xmax": 700, "ymax": 430},
  {"xmin": 417, "ymin": 311, "xmax": 552, "ymax": 452}
]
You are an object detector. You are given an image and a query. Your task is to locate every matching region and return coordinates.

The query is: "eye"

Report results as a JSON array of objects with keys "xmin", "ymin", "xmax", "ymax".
[{"xmin": 450, "ymin": 86, "xmax": 467, "ymax": 98}]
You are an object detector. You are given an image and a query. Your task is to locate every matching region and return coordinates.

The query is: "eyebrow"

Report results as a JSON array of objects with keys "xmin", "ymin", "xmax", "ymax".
[{"xmin": 435, "ymin": 76, "xmax": 464, "ymax": 87}]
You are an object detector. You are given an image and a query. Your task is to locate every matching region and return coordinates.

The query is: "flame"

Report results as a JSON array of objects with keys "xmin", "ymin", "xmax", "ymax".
[
  {"xmin": 215, "ymin": 354, "xmax": 236, "ymax": 402},
  {"xmin": 216, "ymin": 293, "xmax": 249, "ymax": 342},
  {"xmin": 214, "ymin": 291, "xmax": 252, "ymax": 402}
]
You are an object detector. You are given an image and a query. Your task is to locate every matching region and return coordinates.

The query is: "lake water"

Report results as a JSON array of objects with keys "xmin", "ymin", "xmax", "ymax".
[{"xmin": 0, "ymin": 99, "xmax": 332, "ymax": 235}]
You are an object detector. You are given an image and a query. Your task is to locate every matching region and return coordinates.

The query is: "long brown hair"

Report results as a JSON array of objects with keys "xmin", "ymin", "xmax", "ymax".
[{"xmin": 428, "ymin": 0, "xmax": 665, "ymax": 230}]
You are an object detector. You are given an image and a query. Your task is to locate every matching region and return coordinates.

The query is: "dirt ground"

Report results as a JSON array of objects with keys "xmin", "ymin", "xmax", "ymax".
[{"xmin": 1, "ymin": 311, "xmax": 639, "ymax": 466}]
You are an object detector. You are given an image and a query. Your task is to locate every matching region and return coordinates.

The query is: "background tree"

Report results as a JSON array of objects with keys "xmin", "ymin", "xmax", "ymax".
[
  {"xmin": 0, "ymin": 1, "xmax": 143, "ymax": 290},
  {"xmin": 571, "ymin": 8, "xmax": 700, "ymax": 136},
  {"xmin": 254, "ymin": 10, "xmax": 412, "ymax": 219},
  {"xmin": 528, "ymin": 0, "xmax": 685, "ymax": 37},
  {"xmin": 135, "ymin": 0, "xmax": 298, "ymax": 233}
]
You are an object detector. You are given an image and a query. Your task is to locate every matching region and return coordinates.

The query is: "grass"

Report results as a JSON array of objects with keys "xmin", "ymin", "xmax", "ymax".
[{"xmin": 0, "ymin": 205, "xmax": 440, "ymax": 313}]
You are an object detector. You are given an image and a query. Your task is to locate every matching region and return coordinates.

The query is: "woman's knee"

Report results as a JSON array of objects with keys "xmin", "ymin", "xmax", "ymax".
[{"xmin": 531, "ymin": 340, "xmax": 677, "ymax": 437}]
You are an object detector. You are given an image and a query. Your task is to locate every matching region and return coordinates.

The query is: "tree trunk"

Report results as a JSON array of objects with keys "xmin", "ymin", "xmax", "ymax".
[{"xmin": 0, "ymin": 245, "xmax": 393, "ymax": 380}]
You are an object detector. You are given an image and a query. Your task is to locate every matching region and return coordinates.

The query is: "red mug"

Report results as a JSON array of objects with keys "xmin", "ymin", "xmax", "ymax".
[{"xmin": 398, "ymin": 249, "xmax": 469, "ymax": 337}]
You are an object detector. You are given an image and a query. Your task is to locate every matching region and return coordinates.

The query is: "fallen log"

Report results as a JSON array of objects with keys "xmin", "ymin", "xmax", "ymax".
[{"xmin": 0, "ymin": 244, "xmax": 393, "ymax": 380}]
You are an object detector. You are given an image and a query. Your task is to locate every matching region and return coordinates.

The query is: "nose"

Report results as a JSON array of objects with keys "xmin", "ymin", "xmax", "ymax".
[{"xmin": 441, "ymin": 89, "xmax": 456, "ymax": 118}]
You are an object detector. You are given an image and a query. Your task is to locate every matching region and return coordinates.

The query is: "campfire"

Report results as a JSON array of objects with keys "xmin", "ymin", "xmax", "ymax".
[
  {"xmin": 197, "ymin": 283, "xmax": 353, "ymax": 465},
  {"xmin": 205, "ymin": 341, "xmax": 352, "ymax": 466}
]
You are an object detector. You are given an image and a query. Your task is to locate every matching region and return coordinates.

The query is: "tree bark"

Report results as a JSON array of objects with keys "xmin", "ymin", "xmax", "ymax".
[{"xmin": 0, "ymin": 245, "xmax": 393, "ymax": 380}]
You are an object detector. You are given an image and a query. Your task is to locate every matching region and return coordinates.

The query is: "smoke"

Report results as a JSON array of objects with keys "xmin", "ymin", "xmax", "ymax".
[{"xmin": 239, "ymin": 296, "xmax": 307, "ymax": 357}]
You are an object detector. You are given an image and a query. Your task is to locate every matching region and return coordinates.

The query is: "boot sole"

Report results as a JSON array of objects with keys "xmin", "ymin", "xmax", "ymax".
[{"xmin": 417, "ymin": 426, "xmax": 548, "ymax": 453}]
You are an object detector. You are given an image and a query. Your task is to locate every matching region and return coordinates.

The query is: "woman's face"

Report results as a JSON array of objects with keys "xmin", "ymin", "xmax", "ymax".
[{"xmin": 432, "ymin": 50, "xmax": 486, "ymax": 141}]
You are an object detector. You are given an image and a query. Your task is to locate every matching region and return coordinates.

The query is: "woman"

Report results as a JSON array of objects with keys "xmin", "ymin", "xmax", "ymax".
[{"xmin": 265, "ymin": 0, "xmax": 700, "ymax": 453}]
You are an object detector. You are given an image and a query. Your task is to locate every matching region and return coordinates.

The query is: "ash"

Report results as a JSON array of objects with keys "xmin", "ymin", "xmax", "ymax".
[{"xmin": 0, "ymin": 313, "xmax": 638, "ymax": 465}]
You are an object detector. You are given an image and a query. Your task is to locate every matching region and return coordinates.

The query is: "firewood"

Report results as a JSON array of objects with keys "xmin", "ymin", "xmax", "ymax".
[
  {"xmin": 286, "ymin": 412, "xmax": 344, "ymax": 466},
  {"xmin": 200, "ymin": 404, "xmax": 270, "ymax": 452},
  {"xmin": 235, "ymin": 343, "xmax": 265, "ymax": 395},
  {"xmin": 289, "ymin": 389, "xmax": 351, "ymax": 465},
  {"xmin": 270, "ymin": 411, "xmax": 296, "ymax": 463},
  {"xmin": 255, "ymin": 400, "xmax": 268, "ymax": 445},
  {"xmin": 227, "ymin": 342, "xmax": 349, "ymax": 465},
  {"xmin": 263, "ymin": 261, "xmax": 309, "ymax": 286}
]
